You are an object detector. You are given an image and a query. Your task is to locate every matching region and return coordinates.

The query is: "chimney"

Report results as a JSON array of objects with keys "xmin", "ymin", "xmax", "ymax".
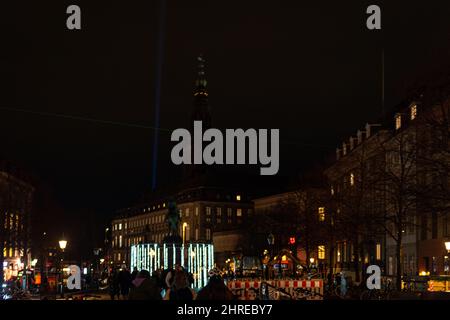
[
  {"xmin": 349, "ymin": 137, "xmax": 355, "ymax": 150},
  {"xmin": 365, "ymin": 123, "xmax": 371, "ymax": 138},
  {"xmin": 357, "ymin": 130, "xmax": 364, "ymax": 144}
]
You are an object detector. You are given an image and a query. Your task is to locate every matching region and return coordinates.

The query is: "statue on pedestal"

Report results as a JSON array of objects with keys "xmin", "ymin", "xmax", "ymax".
[{"xmin": 164, "ymin": 199, "xmax": 182, "ymax": 243}]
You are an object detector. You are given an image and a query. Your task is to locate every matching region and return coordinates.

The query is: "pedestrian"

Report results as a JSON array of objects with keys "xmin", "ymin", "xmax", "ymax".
[
  {"xmin": 129, "ymin": 270, "xmax": 162, "ymax": 300},
  {"xmin": 164, "ymin": 269, "xmax": 195, "ymax": 301},
  {"xmin": 118, "ymin": 265, "xmax": 132, "ymax": 299},
  {"xmin": 340, "ymin": 272, "xmax": 347, "ymax": 298},
  {"xmin": 108, "ymin": 269, "xmax": 120, "ymax": 300},
  {"xmin": 196, "ymin": 268, "xmax": 235, "ymax": 300},
  {"xmin": 131, "ymin": 267, "xmax": 139, "ymax": 281},
  {"xmin": 165, "ymin": 264, "xmax": 183, "ymax": 288}
]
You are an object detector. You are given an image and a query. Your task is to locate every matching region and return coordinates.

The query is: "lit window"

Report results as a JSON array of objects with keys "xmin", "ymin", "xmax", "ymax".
[
  {"xmin": 206, "ymin": 207, "xmax": 211, "ymax": 216},
  {"xmin": 195, "ymin": 207, "xmax": 199, "ymax": 216},
  {"xmin": 318, "ymin": 207, "xmax": 325, "ymax": 221},
  {"xmin": 206, "ymin": 228, "xmax": 211, "ymax": 240},
  {"xmin": 237, "ymin": 209, "xmax": 242, "ymax": 217},
  {"xmin": 410, "ymin": 104, "xmax": 417, "ymax": 120},
  {"xmin": 119, "ymin": 235, "xmax": 122, "ymax": 248},
  {"xmin": 216, "ymin": 207, "xmax": 222, "ymax": 217},
  {"xmin": 318, "ymin": 245, "xmax": 325, "ymax": 260},
  {"xmin": 236, "ymin": 195, "xmax": 241, "ymax": 201},
  {"xmin": 376, "ymin": 243, "xmax": 381, "ymax": 260},
  {"xmin": 350, "ymin": 173, "xmax": 355, "ymax": 186},
  {"xmin": 119, "ymin": 223, "xmax": 122, "ymax": 230},
  {"xmin": 331, "ymin": 185, "xmax": 334, "ymax": 195},
  {"xmin": 163, "ymin": 203, "xmax": 166, "ymax": 208},
  {"xmin": 395, "ymin": 114, "xmax": 402, "ymax": 130}
]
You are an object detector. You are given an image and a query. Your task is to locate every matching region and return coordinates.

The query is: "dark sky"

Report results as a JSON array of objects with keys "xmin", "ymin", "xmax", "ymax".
[{"xmin": 5, "ymin": 1, "xmax": 450, "ymax": 256}]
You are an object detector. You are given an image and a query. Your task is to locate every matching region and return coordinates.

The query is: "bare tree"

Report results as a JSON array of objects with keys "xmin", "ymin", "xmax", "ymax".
[{"xmin": 328, "ymin": 135, "xmax": 386, "ymax": 283}]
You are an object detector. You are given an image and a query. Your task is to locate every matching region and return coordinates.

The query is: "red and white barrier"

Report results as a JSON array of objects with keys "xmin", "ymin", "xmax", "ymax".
[{"xmin": 227, "ymin": 279, "xmax": 323, "ymax": 300}]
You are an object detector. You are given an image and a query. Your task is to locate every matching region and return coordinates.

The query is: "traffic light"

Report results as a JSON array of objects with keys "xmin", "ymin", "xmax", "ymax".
[{"xmin": 289, "ymin": 236, "xmax": 296, "ymax": 245}]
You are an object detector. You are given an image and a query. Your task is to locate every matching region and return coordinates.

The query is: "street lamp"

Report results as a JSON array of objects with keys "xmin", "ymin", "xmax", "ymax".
[
  {"xmin": 267, "ymin": 233, "xmax": 275, "ymax": 279},
  {"xmin": 182, "ymin": 223, "xmax": 188, "ymax": 244},
  {"xmin": 59, "ymin": 240, "xmax": 67, "ymax": 251},
  {"xmin": 58, "ymin": 237, "xmax": 67, "ymax": 298},
  {"xmin": 310, "ymin": 257, "xmax": 315, "ymax": 268}
]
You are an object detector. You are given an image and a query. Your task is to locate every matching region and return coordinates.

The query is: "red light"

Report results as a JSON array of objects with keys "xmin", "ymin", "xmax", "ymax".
[{"xmin": 289, "ymin": 237, "xmax": 295, "ymax": 245}]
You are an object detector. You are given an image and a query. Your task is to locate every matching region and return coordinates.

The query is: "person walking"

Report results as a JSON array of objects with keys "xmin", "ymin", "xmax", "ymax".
[
  {"xmin": 131, "ymin": 267, "xmax": 139, "ymax": 281},
  {"xmin": 108, "ymin": 269, "xmax": 120, "ymax": 300},
  {"xmin": 196, "ymin": 268, "xmax": 235, "ymax": 300},
  {"xmin": 129, "ymin": 270, "xmax": 162, "ymax": 300},
  {"xmin": 118, "ymin": 265, "xmax": 132, "ymax": 300}
]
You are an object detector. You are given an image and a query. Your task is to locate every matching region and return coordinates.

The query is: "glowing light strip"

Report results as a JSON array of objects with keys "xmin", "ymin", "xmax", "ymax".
[
  {"xmin": 173, "ymin": 243, "xmax": 176, "ymax": 266},
  {"xmin": 163, "ymin": 243, "xmax": 167, "ymax": 270},
  {"xmin": 181, "ymin": 244, "xmax": 184, "ymax": 268}
]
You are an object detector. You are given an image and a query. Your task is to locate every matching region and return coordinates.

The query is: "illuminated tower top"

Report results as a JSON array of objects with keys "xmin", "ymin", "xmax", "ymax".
[{"xmin": 191, "ymin": 54, "xmax": 211, "ymax": 129}]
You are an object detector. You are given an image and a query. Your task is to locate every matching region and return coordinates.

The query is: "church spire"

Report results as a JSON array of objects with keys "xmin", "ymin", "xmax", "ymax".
[
  {"xmin": 194, "ymin": 54, "xmax": 208, "ymax": 95},
  {"xmin": 191, "ymin": 54, "xmax": 211, "ymax": 128}
]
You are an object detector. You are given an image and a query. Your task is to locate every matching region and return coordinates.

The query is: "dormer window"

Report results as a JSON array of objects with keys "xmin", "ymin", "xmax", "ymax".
[
  {"xmin": 395, "ymin": 114, "xmax": 402, "ymax": 130},
  {"xmin": 410, "ymin": 104, "xmax": 417, "ymax": 120},
  {"xmin": 350, "ymin": 173, "xmax": 355, "ymax": 186}
]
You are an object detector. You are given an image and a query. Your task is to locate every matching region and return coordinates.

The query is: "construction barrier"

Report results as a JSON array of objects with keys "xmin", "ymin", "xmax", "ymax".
[{"xmin": 226, "ymin": 279, "xmax": 323, "ymax": 300}]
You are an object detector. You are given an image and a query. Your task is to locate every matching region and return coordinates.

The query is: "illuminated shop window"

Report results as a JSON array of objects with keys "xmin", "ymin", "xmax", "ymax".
[
  {"xmin": 318, "ymin": 207, "xmax": 325, "ymax": 221},
  {"xmin": 350, "ymin": 173, "xmax": 355, "ymax": 186},
  {"xmin": 318, "ymin": 246, "xmax": 325, "ymax": 260},
  {"xmin": 395, "ymin": 114, "xmax": 402, "ymax": 130},
  {"xmin": 410, "ymin": 104, "xmax": 417, "ymax": 120},
  {"xmin": 376, "ymin": 243, "xmax": 381, "ymax": 260}
]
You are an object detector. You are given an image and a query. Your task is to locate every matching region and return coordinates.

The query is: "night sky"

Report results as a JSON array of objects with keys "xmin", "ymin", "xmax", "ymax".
[{"xmin": 5, "ymin": 1, "xmax": 450, "ymax": 257}]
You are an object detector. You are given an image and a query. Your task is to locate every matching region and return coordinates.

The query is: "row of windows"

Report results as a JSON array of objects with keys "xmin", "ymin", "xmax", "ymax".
[
  {"xmin": 112, "ymin": 227, "xmax": 214, "ymax": 249},
  {"xmin": 3, "ymin": 213, "xmax": 23, "ymax": 232},
  {"xmin": 114, "ymin": 206, "xmax": 247, "ymax": 232},
  {"xmin": 3, "ymin": 247, "xmax": 20, "ymax": 258},
  {"xmin": 395, "ymin": 104, "xmax": 418, "ymax": 130},
  {"xmin": 335, "ymin": 242, "xmax": 382, "ymax": 263}
]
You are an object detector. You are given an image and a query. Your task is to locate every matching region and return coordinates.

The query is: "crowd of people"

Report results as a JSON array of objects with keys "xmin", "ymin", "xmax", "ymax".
[{"xmin": 107, "ymin": 264, "xmax": 235, "ymax": 300}]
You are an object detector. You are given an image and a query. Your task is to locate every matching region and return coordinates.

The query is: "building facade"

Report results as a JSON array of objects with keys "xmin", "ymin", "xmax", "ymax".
[
  {"xmin": 111, "ymin": 186, "xmax": 253, "ymax": 267},
  {"xmin": 325, "ymin": 82, "xmax": 450, "ymax": 283},
  {"xmin": 0, "ymin": 169, "xmax": 34, "ymax": 282},
  {"xmin": 253, "ymin": 187, "xmax": 330, "ymax": 272}
]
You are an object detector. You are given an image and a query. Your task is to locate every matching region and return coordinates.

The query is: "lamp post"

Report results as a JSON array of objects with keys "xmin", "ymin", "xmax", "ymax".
[
  {"xmin": 58, "ymin": 238, "xmax": 67, "ymax": 299},
  {"xmin": 444, "ymin": 241, "xmax": 450, "ymax": 276},
  {"xmin": 182, "ymin": 223, "xmax": 188, "ymax": 244},
  {"xmin": 267, "ymin": 233, "xmax": 275, "ymax": 279}
]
